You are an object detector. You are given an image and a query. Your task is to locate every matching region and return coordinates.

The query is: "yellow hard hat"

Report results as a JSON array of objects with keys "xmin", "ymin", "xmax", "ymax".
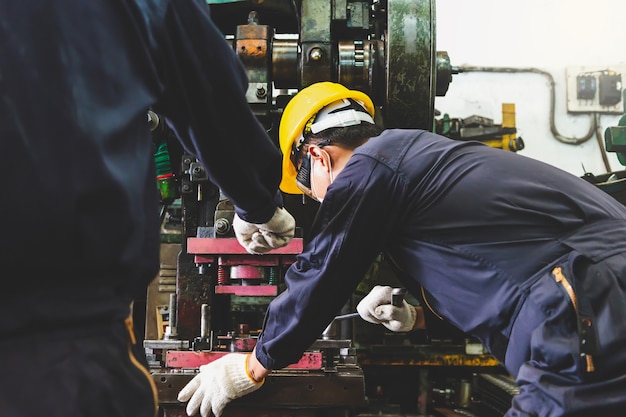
[{"xmin": 279, "ymin": 82, "xmax": 375, "ymax": 194}]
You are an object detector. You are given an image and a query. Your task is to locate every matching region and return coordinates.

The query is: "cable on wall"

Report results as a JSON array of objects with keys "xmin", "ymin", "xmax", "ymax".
[
  {"xmin": 458, "ymin": 66, "xmax": 597, "ymax": 146},
  {"xmin": 594, "ymin": 112, "xmax": 611, "ymax": 172}
]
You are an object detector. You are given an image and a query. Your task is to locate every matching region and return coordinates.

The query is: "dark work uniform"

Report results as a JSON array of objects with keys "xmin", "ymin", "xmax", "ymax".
[
  {"xmin": 0, "ymin": 1, "xmax": 281, "ymax": 416},
  {"xmin": 256, "ymin": 129, "xmax": 626, "ymax": 417}
]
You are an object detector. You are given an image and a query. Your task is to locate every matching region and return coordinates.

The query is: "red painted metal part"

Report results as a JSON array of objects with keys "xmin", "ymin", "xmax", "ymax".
[
  {"xmin": 287, "ymin": 351, "xmax": 324, "ymax": 369},
  {"xmin": 227, "ymin": 337, "xmax": 258, "ymax": 352},
  {"xmin": 214, "ymin": 285, "xmax": 277, "ymax": 296},
  {"xmin": 193, "ymin": 254, "xmax": 215, "ymax": 263},
  {"xmin": 219, "ymin": 255, "xmax": 281, "ymax": 266},
  {"xmin": 165, "ymin": 350, "xmax": 324, "ymax": 370},
  {"xmin": 228, "ymin": 265, "xmax": 266, "ymax": 278},
  {"xmin": 187, "ymin": 237, "xmax": 303, "ymax": 255}
]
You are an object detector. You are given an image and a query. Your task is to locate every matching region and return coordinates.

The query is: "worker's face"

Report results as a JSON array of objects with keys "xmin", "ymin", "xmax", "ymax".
[{"xmin": 296, "ymin": 145, "xmax": 334, "ymax": 202}]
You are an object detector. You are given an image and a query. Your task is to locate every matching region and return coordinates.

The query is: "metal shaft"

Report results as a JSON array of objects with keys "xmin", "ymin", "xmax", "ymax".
[
  {"xmin": 164, "ymin": 293, "xmax": 178, "ymax": 339},
  {"xmin": 331, "ymin": 287, "xmax": 407, "ymax": 322},
  {"xmin": 200, "ymin": 303, "xmax": 211, "ymax": 339},
  {"xmin": 333, "ymin": 312, "xmax": 361, "ymax": 320}
]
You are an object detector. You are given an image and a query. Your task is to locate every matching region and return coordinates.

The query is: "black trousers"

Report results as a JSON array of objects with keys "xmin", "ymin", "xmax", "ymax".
[{"xmin": 0, "ymin": 315, "xmax": 157, "ymax": 417}]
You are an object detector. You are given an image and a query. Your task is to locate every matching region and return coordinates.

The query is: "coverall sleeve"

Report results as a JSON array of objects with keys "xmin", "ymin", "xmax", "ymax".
[
  {"xmin": 255, "ymin": 156, "xmax": 409, "ymax": 369},
  {"xmin": 153, "ymin": 0, "xmax": 282, "ymax": 223}
]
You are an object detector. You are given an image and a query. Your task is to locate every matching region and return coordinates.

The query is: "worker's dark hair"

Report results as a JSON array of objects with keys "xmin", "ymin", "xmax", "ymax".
[{"xmin": 295, "ymin": 122, "xmax": 384, "ymax": 167}]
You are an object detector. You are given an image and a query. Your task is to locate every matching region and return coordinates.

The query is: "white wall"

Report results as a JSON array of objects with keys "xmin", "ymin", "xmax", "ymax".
[{"xmin": 434, "ymin": 0, "xmax": 626, "ymax": 177}]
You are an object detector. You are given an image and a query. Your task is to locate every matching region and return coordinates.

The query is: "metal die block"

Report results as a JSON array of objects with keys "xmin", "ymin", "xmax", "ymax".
[
  {"xmin": 214, "ymin": 285, "xmax": 278, "ymax": 296},
  {"xmin": 165, "ymin": 350, "xmax": 324, "ymax": 371},
  {"xmin": 187, "ymin": 237, "xmax": 303, "ymax": 255},
  {"xmin": 153, "ymin": 366, "xmax": 367, "ymax": 408}
]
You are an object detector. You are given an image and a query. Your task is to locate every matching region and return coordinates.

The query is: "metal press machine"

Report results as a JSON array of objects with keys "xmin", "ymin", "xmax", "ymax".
[{"xmin": 143, "ymin": 1, "xmax": 521, "ymax": 416}]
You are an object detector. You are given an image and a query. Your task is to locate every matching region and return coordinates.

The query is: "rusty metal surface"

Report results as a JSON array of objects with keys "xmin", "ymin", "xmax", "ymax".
[
  {"xmin": 154, "ymin": 367, "xmax": 367, "ymax": 407},
  {"xmin": 165, "ymin": 350, "xmax": 324, "ymax": 370},
  {"xmin": 299, "ymin": 0, "xmax": 332, "ymax": 85},
  {"xmin": 145, "ymin": 243, "xmax": 181, "ymax": 340},
  {"xmin": 358, "ymin": 344, "xmax": 501, "ymax": 368},
  {"xmin": 161, "ymin": 405, "xmax": 352, "ymax": 417},
  {"xmin": 385, "ymin": 0, "xmax": 436, "ymax": 130},
  {"xmin": 235, "ymin": 12, "xmax": 272, "ymax": 112}
]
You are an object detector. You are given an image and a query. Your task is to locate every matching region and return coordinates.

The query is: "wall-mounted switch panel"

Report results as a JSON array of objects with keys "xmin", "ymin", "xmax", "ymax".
[{"xmin": 566, "ymin": 65, "xmax": 625, "ymax": 114}]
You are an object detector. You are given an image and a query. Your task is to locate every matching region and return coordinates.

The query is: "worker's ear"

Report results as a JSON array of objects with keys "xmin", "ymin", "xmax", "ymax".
[{"xmin": 308, "ymin": 145, "xmax": 332, "ymax": 171}]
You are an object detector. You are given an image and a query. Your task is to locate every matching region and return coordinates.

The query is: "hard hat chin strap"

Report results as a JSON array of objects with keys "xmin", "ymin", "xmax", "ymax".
[{"xmin": 310, "ymin": 109, "xmax": 374, "ymax": 134}]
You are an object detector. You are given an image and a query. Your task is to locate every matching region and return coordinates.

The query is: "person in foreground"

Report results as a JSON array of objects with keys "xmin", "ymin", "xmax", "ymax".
[
  {"xmin": 1, "ymin": 1, "xmax": 294, "ymax": 417},
  {"xmin": 177, "ymin": 82, "xmax": 626, "ymax": 417}
]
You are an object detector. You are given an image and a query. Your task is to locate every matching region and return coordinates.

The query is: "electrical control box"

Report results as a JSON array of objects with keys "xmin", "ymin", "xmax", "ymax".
[{"xmin": 566, "ymin": 65, "xmax": 625, "ymax": 114}]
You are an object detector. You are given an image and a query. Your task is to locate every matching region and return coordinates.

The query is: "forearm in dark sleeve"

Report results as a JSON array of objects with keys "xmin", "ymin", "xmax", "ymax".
[
  {"xmin": 154, "ymin": 0, "xmax": 281, "ymax": 223},
  {"xmin": 255, "ymin": 159, "xmax": 407, "ymax": 369}
]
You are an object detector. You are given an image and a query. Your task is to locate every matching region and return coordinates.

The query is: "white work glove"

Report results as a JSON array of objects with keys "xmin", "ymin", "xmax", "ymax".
[
  {"xmin": 233, "ymin": 207, "xmax": 296, "ymax": 254},
  {"xmin": 177, "ymin": 353, "xmax": 264, "ymax": 417},
  {"xmin": 356, "ymin": 285, "xmax": 417, "ymax": 332}
]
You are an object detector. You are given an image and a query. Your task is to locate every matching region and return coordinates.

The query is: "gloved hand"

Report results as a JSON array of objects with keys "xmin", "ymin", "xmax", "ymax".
[
  {"xmin": 356, "ymin": 285, "xmax": 416, "ymax": 332},
  {"xmin": 177, "ymin": 353, "xmax": 264, "ymax": 417},
  {"xmin": 233, "ymin": 207, "xmax": 296, "ymax": 255}
]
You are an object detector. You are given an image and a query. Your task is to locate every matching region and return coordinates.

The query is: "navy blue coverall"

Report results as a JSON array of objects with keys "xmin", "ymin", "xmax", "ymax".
[
  {"xmin": 0, "ymin": 1, "xmax": 282, "ymax": 416},
  {"xmin": 256, "ymin": 129, "xmax": 626, "ymax": 417}
]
